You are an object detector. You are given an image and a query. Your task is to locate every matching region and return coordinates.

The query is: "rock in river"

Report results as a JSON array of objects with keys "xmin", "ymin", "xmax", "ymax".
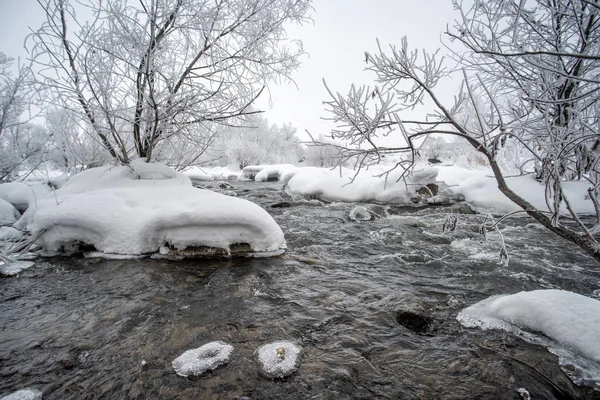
[
  {"xmin": 172, "ymin": 341, "xmax": 234, "ymax": 377},
  {"xmin": 254, "ymin": 341, "xmax": 303, "ymax": 378}
]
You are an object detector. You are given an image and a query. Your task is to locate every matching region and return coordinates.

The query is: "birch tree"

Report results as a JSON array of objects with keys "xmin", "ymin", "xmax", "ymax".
[
  {"xmin": 320, "ymin": 0, "xmax": 600, "ymax": 263},
  {"xmin": 29, "ymin": 0, "xmax": 311, "ymax": 164}
]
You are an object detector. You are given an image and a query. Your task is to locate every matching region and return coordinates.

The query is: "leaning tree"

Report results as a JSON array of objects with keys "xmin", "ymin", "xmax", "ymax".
[
  {"xmin": 318, "ymin": 0, "xmax": 600, "ymax": 263},
  {"xmin": 29, "ymin": 0, "xmax": 312, "ymax": 165}
]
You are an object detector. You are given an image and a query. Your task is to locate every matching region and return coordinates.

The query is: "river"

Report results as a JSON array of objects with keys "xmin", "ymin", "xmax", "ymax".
[{"xmin": 1, "ymin": 180, "xmax": 600, "ymax": 399}]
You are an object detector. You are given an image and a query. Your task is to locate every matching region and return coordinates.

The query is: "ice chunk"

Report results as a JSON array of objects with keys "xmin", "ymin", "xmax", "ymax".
[
  {"xmin": 348, "ymin": 206, "xmax": 371, "ymax": 221},
  {"xmin": 0, "ymin": 261, "xmax": 35, "ymax": 276},
  {"xmin": 254, "ymin": 341, "xmax": 303, "ymax": 378},
  {"xmin": 0, "ymin": 388, "xmax": 42, "ymax": 400},
  {"xmin": 172, "ymin": 341, "xmax": 234, "ymax": 377}
]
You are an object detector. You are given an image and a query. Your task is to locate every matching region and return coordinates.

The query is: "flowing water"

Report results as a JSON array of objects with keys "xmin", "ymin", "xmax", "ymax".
[{"xmin": 2, "ymin": 181, "xmax": 600, "ymax": 399}]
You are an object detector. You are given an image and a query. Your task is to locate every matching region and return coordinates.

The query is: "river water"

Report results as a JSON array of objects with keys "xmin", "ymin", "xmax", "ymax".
[{"xmin": 1, "ymin": 181, "xmax": 600, "ymax": 399}]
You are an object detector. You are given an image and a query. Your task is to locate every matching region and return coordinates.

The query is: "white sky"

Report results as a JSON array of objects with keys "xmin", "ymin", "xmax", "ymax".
[{"xmin": 0, "ymin": 0, "xmax": 458, "ymax": 141}]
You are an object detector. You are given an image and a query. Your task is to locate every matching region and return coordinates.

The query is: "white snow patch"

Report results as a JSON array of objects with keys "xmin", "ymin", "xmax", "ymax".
[
  {"xmin": 0, "ymin": 226, "xmax": 22, "ymax": 241},
  {"xmin": 0, "ymin": 388, "xmax": 42, "ymax": 400},
  {"xmin": 16, "ymin": 162, "xmax": 285, "ymax": 256},
  {"xmin": 172, "ymin": 341, "xmax": 234, "ymax": 377},
  {"xmin": 0, "ymin": 182, "xmax": 52, "ymax": 212},
  {"xmin": 0, "ymin": 261, "xmax": 35, "ymax": 276},
  {"xmin": 0, "ymin": 199, "xmax": 21, "ymax": 226},
  {"xmin": 458, "ymin": 290, "xmax": 600, "ymax": 386},
  {"xmin": 254, "ymin": 341, "xmax": 303, "ymax": 378}
]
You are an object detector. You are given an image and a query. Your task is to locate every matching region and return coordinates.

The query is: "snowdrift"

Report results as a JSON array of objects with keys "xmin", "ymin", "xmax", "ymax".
[{"xmin": 16, "ymin": 160, "xmax": 285, "ymax": 257}]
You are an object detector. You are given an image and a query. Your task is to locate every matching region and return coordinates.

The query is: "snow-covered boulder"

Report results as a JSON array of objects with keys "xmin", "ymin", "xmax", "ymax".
[
  {"xmin": 254, "ymin": 164, "xmax": 297, "ymax": 182},
  {"xmin": 254, "ymin": 341, "xmax": 303, "ymax": 378},
  {"xmin": 0, "ymin": 182, "xmax": 52, "ymax": 212},
  {"xmin": 172, "ymin": 341, "xmax": 234, "ymax": 377},
  {"xmin": 239, "ymin": 165, "xmax": 265, "ymax": 181},
  {"xmin": 457, "ymin": 290, "xmax": 600, "ymax": 363},
  {"xmin": 0, "ymin": 388, "xmax": 42, "ymax": 400},
  {"xmin": 0, "ymin": 199, "xmax": 21, "ymax": 226},
  {"xmin": 16, "ymin": 162, "xmax": 285, "ymax": 257}
]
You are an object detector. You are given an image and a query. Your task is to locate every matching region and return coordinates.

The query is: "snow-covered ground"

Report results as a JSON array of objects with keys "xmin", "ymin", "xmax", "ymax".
[
  {"xmin": 458, "ymin": 289, "xmax": 600, "ymax": 386},
  {"xmin": 237, "ymin": 163, "xmax": 594, "ymax": 216},
  {"xmin": 5, "ymin": 160, "xmax": 285, "ymax": 257}
]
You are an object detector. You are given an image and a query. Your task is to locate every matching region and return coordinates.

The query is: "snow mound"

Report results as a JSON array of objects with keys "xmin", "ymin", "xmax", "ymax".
[
  {"xmin": 458, "ymin": 290, "xmax": 600, "ymax": 386},
  {"xmin": 172, "ymin": 341, "xmax": 234, "ymax": 377},
  {"xmin": 17, "ymin": 162, "xmax": 285, "ymax": 256},
  {"xmin": 239, "ymin": 165, "xmax": 265, "ymax": 181},
  {"xmin": 436, "ymin": 166, "xmax": 595, "ymax": 215},
  {"xmin": 183, "ymin": 166, "xmax": 240, "ymax": 183},
  {"xmin": 0, "ymin": 183, "xmax": 52, "ymax": 212},
  {"xmin": 285, "ymin": 165, "xmax": 438, "ymax": 204},
  {"xmin": 254, "ymin": 341, "xmax": 303, "ymax": 378},
  {"xmin": 254, "ymin": 164, "xmax": 297, "ymax": 182},
  {"xmin": 0, "ymin": 389, "xmax": 42, "ymax": 400},
  {"xmin": 0, "ymin": 227, "xmax": 22, "ymax": 241},
  {"xmin": 0, "ymin": 199, "xmax": 21, "ymax": 225},
  {"xmin": 0, "ymin": 261, "xmax": 35, "ymax": 276}
]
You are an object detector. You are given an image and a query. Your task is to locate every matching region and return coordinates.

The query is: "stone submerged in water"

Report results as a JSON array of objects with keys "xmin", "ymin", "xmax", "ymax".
[
  {"xmin": 172, "ymin": 341, "xmax": 234, "ymax": 377},
  {"xmin": 348, "ymin": 206, "xmax": 371, "ymax": 222},
  {"xmin": 0, "ymin": 388, "xmax": 43, "ymax": 400},
  {"xmin": 254, "ymin": 341, "xmax": 303, "ymax": 378}
]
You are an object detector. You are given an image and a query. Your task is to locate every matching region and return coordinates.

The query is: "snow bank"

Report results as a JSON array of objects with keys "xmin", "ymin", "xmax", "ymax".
[
  {"xmin": 457, "ymin": 290, "xmax": 600, "ymax": 363},
  {"xmin": 17, "ymin": 161, "xmax": 285, "ymax": 256},
  {"xmin": 436, "ymin": 166, "xmax": 595, "ymax": 215},
  {"xmin": 0, "ymin": 182, "xmax": 52, "ymax": 212},
  {"xmin": 172, "ymin": 341, "xmax": 234, "ymax": 377},
  {"xmin": 286, "ymin": 165, "xmax": 438, "ymax": 203}
]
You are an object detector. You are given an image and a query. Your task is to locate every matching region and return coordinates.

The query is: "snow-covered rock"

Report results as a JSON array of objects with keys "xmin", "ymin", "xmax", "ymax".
[
  {"xmin": 183, "ymin": 166, "xmax": 240, "ymax": 183},
  {"xmin": 0, "ymin": 199, "xmax": 21, "ymax": 225},
  {"xmin": 0, "ymin": 182, "xmax": 52, "ymax": 212},
  {"xmin": 0, "ymin": 388, "xmax": 42, "ymax": 400},
  {"xmin": 348, "ymin": 206, "xmax": 371, "ymax": 221},
  {"xmin": 239, "ymin": 165, "xmax": 265, "ymax": 181},
  {"xmin": 458, "ymin": 289, "xmax": 600, "ymax": 363},
  {"xmin": 254, "ymin": 341, "xmax": 303, "ymax": 378},
  {"xmin": 254, "ymin": 164, "xmax": 297, "ymax": 182},
  {"xmin": 172, "ymin": 341, "xmax": 234, "ymax": 377},
  {"xmin": 16, "ymin": 162, "xmax": 285, "ymax": 256},
  {"xmin": 0, "ymin": 261, "xmax": 36, "ymax": 276}
]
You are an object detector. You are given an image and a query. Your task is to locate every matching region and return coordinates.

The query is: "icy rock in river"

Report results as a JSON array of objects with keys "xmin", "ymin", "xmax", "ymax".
[
  {"xmin": 0, "ymin": 261, "xmax": 35, "ymax": 277},
  {"xmin": 172, "ymin": 341, "xmax": 234, "ymax": 377},
  {"xmin": 254, "ymin": 341, "xmax": 303, "ymax": 378},
  {"xmin": 0, "ymin": 388, "xmax": 43, "ymax": 400},
  {"xmin": 348, "ymin": 206, "xmax": 371, "ymax": 221}
]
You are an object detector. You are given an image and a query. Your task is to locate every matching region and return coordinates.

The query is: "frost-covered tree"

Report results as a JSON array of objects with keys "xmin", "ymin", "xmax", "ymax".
[
  {"xmin": 29, "ymin": 0, "xmax": 312, "ymax": 165},
  {"xmin": 319, "ymin": 0, "xmax": 600, "ymax": 263},
  {"xmin": 0, "ymin": 53, "xmax": 46, "ymax": 181}
]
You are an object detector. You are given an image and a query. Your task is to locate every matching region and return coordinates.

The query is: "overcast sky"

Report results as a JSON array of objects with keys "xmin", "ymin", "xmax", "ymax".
[{"xmin": 0, "ymin": 0, "xmax": 457, "ymax": 140}]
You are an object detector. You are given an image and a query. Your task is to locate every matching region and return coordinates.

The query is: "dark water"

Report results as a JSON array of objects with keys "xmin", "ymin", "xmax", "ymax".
[{"xmin": 2, "ymin": 181, "xmax": 600, "ymax": 399}]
